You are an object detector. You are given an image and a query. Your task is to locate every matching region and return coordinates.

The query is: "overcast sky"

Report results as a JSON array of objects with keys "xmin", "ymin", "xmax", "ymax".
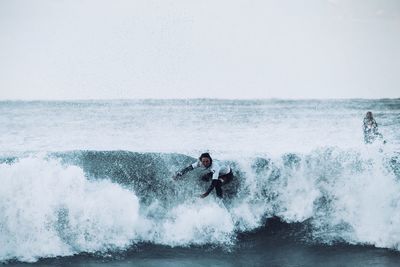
[{"xmin": 0, "ymin": 0, "xmax": 399, "ymax": 100}]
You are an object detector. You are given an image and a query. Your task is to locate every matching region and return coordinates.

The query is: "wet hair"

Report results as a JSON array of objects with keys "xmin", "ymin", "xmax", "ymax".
[
  {"xmin": 199, "ymin": 152, "xmax": 212, "ymax": 165},
  {"xmin": 366, "ymin": 111, "xmax": 373, "ymax": 118}
]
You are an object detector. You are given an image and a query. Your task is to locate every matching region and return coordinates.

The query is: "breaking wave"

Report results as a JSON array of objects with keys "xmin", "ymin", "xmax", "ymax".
[{"xmin": 1, "ymin": 148, "xmax": 400, "ymax": 262}]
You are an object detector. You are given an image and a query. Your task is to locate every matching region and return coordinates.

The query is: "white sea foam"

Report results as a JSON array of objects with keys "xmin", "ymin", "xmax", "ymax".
[
  {"xmin": 0, "ymin": 157, "xmax": 140, "ymax": 262},
  {"xmin": 158, "ymin": 199, "xmax": 234, "ymax": 246}
]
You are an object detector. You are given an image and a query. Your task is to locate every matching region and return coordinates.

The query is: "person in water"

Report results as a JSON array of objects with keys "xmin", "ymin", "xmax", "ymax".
[
  {"xmin": 363, "ymin": 111, "xmax": 384, "ymax": 144},
  {"xmin": 174, "ymin": 153, "xmax": 233, "ymax": 198}
]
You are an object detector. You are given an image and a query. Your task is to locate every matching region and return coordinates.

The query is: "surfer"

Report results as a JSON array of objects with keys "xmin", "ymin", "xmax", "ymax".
[
  {"xmin": 363, "ymin": 111, "xmax": 384, "ymax": 144},
  {"xmin": 173, "ymin": 153, "xmax": 233, "ymax": 198}
]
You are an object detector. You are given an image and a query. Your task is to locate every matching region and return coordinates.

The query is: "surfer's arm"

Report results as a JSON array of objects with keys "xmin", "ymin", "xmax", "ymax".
[
  {"xmin": 177, "ymin": 165, "xmax": 194, "ymax": 176},
  {"xmin": 201, "ymin": 179, "xmax": 219, "ymax": 198},
  {"xmin": 174, "ymin": 162, "xmax": 199, "ymax": 179}
]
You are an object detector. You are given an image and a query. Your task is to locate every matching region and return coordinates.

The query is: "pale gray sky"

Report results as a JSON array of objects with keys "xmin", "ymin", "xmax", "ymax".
[{"xmin": 0, "ymin": 0, "xmax": 399, "ymax": 100}]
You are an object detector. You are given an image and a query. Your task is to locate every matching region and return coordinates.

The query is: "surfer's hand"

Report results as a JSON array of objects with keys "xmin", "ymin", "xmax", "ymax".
[
  {"xmin": 200, "ymin": 193, "xmax": 207, "ymax": 198},
  {"xmin": 173, "ymin": 172, "xmax": 182, "ymax": 180}
]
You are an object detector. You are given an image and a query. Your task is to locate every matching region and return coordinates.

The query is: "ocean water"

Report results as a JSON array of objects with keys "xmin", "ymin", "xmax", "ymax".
[{"xmin": 1, "ymin": 99, "xmax": 400, "ymax": 266}]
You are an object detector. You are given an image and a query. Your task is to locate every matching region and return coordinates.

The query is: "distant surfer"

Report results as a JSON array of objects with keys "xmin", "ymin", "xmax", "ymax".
[
  {"xmin": 173, "ymin": 153, "xmax": 233, "ymax": 198},
  {"xmin": 363, "ymin": 111, "xmax": 385, "ymax": 144}
]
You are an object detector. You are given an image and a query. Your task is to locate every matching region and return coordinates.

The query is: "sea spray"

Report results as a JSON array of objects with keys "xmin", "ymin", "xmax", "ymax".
[{"xmin": 0, "ymin": 157, "xmax": 140, "ymax": 262}]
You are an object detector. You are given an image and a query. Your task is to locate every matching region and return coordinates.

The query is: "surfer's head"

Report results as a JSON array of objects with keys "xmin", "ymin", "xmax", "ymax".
[
  {"xmin": 366, "ymin": 111, "xmax": 373, "ymax": 119},
  {"xmin": 199, "ymin": 153, "xmax": 212, "ymax": 168}
]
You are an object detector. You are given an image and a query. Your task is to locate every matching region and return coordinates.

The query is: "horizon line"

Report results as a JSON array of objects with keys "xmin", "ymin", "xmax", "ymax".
[{"xmin": 0, "ymin": 97, "xmax": 399, "ymax": 102}]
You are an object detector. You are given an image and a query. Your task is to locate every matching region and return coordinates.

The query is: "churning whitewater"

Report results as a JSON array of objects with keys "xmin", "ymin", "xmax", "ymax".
[{"xmin": 0, "ymin": 99, "xmax": 399, "ymax": 263}]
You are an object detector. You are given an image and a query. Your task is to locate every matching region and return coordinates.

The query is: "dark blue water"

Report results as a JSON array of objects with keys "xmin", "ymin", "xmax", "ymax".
[{"xmin": 5, "ymin": 219, "xmax": 400, "ymax": 267}]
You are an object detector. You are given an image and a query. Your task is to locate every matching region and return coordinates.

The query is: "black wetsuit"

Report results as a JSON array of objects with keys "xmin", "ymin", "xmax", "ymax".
[
  {"xmin": 202, "ymin": 170, "xmax": 233, "ymax": 198},
  {"xmin": 177, "ymin": 160, "xmax": 233, "ymax": 198}
]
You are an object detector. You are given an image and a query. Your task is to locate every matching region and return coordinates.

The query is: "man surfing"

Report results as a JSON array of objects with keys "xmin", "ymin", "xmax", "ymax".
[{"xmin": 173, "ymin": 153, "xmax": 233, "ymax": 198}]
